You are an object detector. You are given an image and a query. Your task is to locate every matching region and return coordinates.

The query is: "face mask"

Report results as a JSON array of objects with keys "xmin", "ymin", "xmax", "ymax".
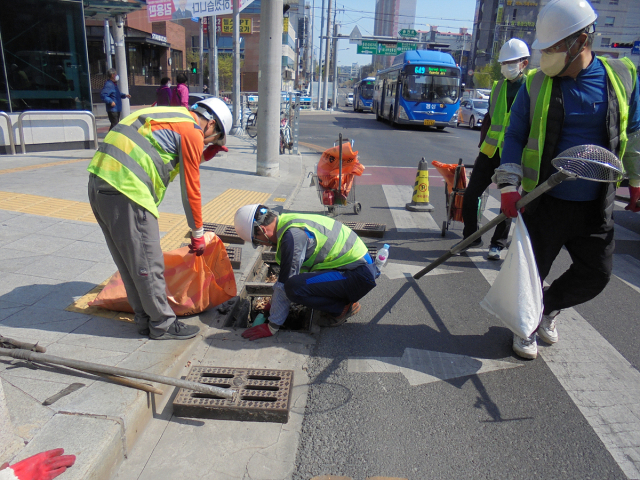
[
  {"xmin": 501, "ymin": 63, "xmax": 522, "ymax": 80},
  {"xmin": 167, "ymin": 83, "xmax": 171, "ymax": 87},
  {"xmin": 114, "ymin": 75, "xmax": 120, "ymax": 82},
  {"xmin": 540, "ymin": 36, "xmax": 584, "ymax": 77}
]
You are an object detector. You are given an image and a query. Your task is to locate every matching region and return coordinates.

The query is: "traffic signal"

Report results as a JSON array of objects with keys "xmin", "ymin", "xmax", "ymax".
[
  {"xmin": 611, "ymin": 42, "xmax": 633, "ymax": 48},
  {"xmin": 191, "ymin": 62, "xmax": 197, "ymax": 74}
]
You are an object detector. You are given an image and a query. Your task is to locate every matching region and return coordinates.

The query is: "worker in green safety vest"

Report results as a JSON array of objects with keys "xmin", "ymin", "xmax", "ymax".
[
  {"xmin": 88, "ymin": 98, "xmax": 232, "ymax": 340},
  {"xmin": 233, "ymin": 204, "xmax": 379, "ymax": 340},
  {"xmin": 459, "ymin": 38, "xmax": 531, "ymax": 261},
  {"xmin": 494, "ymin": 0, "xmax": 640, "ymax": 360}
]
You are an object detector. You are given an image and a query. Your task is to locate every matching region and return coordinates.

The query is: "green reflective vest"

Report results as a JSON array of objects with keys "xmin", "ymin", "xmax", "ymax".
[
  {"xmin": 479, "ymin": 79, "xmax": 507, "ymax": 158},
  {"xmin": 521, "ymin": 57, "xmax": 636, "ymax": 192},
  {"xmin": 87, "ymin": 107, "xmax": 198, "ymax": 218},
  {"xmin": 275, "ymin": 213, "xmax": 369, "ymax": 272}
]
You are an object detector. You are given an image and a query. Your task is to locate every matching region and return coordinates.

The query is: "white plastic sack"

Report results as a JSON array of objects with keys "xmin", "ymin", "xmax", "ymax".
[{"xmin": 480, "ymin": 213, "xmax": 543, "ymax": 338}]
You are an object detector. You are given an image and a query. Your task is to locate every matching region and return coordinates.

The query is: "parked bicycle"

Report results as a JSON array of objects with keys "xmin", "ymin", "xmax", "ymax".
[{"xmin": 245, "ymin": 110, "xmax": 258, "ymax": 138}]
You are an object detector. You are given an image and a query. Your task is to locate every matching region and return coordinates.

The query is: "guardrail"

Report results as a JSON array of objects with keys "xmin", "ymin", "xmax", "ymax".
[
  {"xmin": 17, "ymin": 110, "xmax": 98, "ymax": 154},
  {"xmin": 0, "ymin": 112, "xmax": 16, "ymax": 155}
]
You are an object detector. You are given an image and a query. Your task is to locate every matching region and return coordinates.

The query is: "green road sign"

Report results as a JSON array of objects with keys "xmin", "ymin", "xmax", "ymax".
[
  {"xmin": 397, "ymin": 42, "xmax": 417, "ymax": 53},
  {"xmin": 357, "ymin": 40, "xmax": 378, "ymax": 54},
  {"xmin": 399, "ymin": 29, "xmax": 417, "ymax": 38},
  {"xmin": 378, "ymin": 42, "xmax": 397, "ymax": 56}
]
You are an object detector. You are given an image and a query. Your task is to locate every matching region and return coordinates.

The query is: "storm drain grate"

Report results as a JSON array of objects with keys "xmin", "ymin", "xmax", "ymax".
[
  {"xmin": 180, "ymin": 245, "xmax": 242, "ymax": 269},
  {"xmin": 173, "ymin": 366, "xmax": 294, "ymax": 423},
  {"xmin": 203, "ymin": 223, "xmax": 244, "ymax": 244},
  {"xmin": 343, "ymin": 222, "xmax": 386, "ymax": 238}
]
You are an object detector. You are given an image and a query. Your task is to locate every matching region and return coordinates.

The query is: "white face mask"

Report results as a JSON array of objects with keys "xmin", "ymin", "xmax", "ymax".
[
  {"xmin": 540, "ymin": 51, "xmax": 567, "ymax": 77},
  {"xmin": 114, "ymin": 74, "xmax": 120, "ymax": 82},
  {"xmin": 501, "ymin": 63, "xmax": 522, "ymax": 80},
  {"xmin": 167, "ymin": 83, "xmax": 171, "ymax": 87}
]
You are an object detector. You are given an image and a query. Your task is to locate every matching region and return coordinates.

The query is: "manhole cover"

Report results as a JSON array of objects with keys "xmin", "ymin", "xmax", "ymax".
[{"xmin": 173, "ymin": 366, "xmax": 294, "ymax": 423}]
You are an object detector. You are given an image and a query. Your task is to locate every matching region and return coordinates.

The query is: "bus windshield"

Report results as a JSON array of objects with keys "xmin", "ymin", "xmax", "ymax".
[
  {"xmin": 361, "ymin": 82, "xmax": 374, "ymax": 99},
  {"xmin": 402, "ymin": 72, "xmax": 459, "ymax": 105}
]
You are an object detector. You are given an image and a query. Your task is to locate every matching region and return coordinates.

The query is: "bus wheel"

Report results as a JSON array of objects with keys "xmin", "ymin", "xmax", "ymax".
[{"xmin": 375, "ymin": 107, "xmax": 381, "ymax": 121}]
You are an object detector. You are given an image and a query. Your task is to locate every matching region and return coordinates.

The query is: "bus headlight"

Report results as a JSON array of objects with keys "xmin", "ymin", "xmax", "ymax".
[{"xmin": 398, "ymin": 106, "xmax": 409, "ymax": 120}]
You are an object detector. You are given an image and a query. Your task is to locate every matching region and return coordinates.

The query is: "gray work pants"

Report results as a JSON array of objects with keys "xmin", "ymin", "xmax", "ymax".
[{"xmin": 88, "ymin": 174, "xmax": 175, "ymax": 336}]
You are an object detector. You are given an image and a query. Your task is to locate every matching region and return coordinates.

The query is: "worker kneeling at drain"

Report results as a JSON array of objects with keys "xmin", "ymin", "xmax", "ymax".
[{"xmin": 234, "ymin": 204, "xmax": 379, "ymax": 339}]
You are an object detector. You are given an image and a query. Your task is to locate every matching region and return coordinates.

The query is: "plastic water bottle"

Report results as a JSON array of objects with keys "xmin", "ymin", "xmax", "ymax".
[{"xmin": 375, "ymin": 244, "xmax": 390, "ymax": 268}]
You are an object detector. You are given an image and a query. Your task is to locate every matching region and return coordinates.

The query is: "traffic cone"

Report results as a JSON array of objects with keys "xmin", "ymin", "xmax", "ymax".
[{"xmin": 405, "ymin": 157, "xmax": 434, "ymax": 212}]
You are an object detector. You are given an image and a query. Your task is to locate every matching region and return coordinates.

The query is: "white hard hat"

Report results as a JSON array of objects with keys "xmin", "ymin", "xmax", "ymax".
[
  {"xmin": 191, "ymin": 97, "xmax": 232, "ymax": 145},
  {"xmin": 234, "ymin": 204, "xmax": 272, "ymax": 247},
  {"xmin": 532, "ymin": 0, "xmax": 597, "ymax": 50},
  {"xmin": 498, "ymin": 39, "xmax": 530, "ymax": 63}
]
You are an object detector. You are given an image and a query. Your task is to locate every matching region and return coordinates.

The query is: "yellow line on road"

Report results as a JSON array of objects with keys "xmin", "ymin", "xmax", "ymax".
[
  {"xmin": 299, "ymin": 141, "xmax": 329, "ymax": 153},
  {"xmin": 0, "ymin": 158, "xmax": 90, "ymax": 175}
]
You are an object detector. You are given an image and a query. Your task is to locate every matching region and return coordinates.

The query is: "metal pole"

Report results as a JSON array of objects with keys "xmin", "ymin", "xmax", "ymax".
[
  {"xmin": 199, "ymin": 19, "xmax": 204, "ymax": 91},
  {"xmin": 214, "ymin": 16, "xmax": 219, "ymax": 97},
  {"xmin": 0, "ymin": 347, "xmax": 236, "ymax": 399},
  {"xmin": 293, "ymin": 94, "xmax": 300, "ymax": 154},
  {"xmin": 104, "ymin": 19, "xmax": 112, "ymax": 70},
  {"xmin": 332, "ymin": 23, "xmax": 338, "ymax": 109},
  {"xmin": 256, "ymin": 0, "xmax": 283, "ymax": 176},
  {"xmin": 310, "ymin": 0, "xmax": 315, "ymax": 93},
  {"xmin": 208, "ymin": 16, "xmax": 215, "ymax": 95},
  {"xmin": 112, "ymin": 15, "xmax": 130, "ymax": 117},
  {"xmin": 316, "ymin": 0, "xmax": 325, "ymax": 109},
  {"xmin": 230, "ymin": 0, "xmax": 241, "ymax": 134},
  {"xmin": 322, "ymin": 0, "xmax": 332, "ymax": 110}
]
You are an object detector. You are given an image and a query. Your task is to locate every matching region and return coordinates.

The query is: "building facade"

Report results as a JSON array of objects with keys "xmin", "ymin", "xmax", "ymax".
[{"xmin": 373, "ymin": 0, "xmax": 417, "ymax": 68}]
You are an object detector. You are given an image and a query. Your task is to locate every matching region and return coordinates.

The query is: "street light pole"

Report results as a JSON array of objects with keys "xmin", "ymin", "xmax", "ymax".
[
  {"xmin": 230, "ymin": 0, "xmax": 241, "ymax": 134},
  {"xmin": 332, "ymin": 23, "xmax": 339, "ymax": 109},
  {"xmin": 316, "ymin": 0, "xmax": 325, "ymax": 109},
  {"xmin": 322, "ymin": 0, "xmax": 332, "ymax": 110}
]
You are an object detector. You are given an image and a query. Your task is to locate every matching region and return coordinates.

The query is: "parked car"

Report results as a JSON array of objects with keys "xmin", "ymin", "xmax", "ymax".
[
  {"xmin": 346, "ymin": 93, "xmax": 354, "ymax": 107},
  {"xmin": 457, "ymin": 98, "xmax": 489, "ymax": 129},
  {"xmin": 188, "ymin": 93, "xmax": 252, "ymax": 125}
]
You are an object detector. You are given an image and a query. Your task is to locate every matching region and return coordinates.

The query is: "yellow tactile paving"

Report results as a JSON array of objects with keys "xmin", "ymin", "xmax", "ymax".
[
  {"xmin": 0, "ymin": 192, "xmax": 184, "ymax": 232},
  {"xmin": 0, "ymin": 158, "xmax": 90, "ymax": 175},
  {"xmin": 65, "ymin": 280, "xmax": 135, "ymax": 322}
]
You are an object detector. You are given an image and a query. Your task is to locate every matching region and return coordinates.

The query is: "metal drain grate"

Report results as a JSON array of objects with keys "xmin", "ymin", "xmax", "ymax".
[
  {"xmin": 343, "ymin": 222, "xmax": 386, "ymax": 238},
  {"xmin": 173, "ymin": 366, "xmax": 294, "ymax": 423},
  {"xmin": 202, "ymin": 223, "xmax": 244, "ymax": 244},
  {"xmin": 179, "ymin": 245, "xmax": 242, "ymax": 269}
]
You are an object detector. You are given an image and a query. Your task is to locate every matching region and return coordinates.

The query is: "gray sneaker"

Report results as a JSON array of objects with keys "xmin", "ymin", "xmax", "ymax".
[
  {"xmin": 150, "ymin": 321, "xmax": 200, "ymax": 340},
  {"xmin": 513, "ymin": 333, "xmax": 537, "ymax": 359},
  {"xmin": 538, "ymin": 311, "xmax": 559, "ymax": 344},
  {"xmin": 487, "ymin": 246, "xmax": 502, "ymax": 260}
]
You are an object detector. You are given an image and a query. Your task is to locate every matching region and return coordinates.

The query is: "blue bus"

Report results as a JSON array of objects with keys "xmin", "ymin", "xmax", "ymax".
[
  {"xmin": 352, "ymin": 77, "xmax": 375, "ymax": 112},
  {"xmin": 373, "ymin": 50, "xmax": 461, "ymax": 129}
]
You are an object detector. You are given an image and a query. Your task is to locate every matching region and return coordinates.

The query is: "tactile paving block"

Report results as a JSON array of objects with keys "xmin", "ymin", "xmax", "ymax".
[
  {"xmin": 173, "ymin": 366, "xmax": 294, "ymax": 423},
  {"xmin": 343, "ymin": 222, "xmax": 386, "ymax": 238},
  {"xmin": 203, "ymin": 222, "xmax": 244, "ymax": 244}
]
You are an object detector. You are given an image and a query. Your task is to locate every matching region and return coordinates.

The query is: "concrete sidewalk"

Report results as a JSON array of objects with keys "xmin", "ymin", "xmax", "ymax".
[{"xmin": 0, "ymin": 133, "xmax": 323, "ymax": 479}]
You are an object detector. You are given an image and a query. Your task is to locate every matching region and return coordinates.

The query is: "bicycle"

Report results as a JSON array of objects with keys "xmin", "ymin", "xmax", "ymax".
[
  {"xmin": 279, "ymin": 111, "xmax": 292, "ymax": 155},
  {"xmin": 245, "ymin": 110, "xmax": 258, "ymax": 138}
]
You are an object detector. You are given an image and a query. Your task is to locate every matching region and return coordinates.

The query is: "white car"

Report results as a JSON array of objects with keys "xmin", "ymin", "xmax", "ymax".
[
  {"xmin": 458, "ymin": 98, "xmax": 489, "ymax": 129},
  {"xmin": 346, "ymin": 93, "xmax": 354, "ymax": 107}
]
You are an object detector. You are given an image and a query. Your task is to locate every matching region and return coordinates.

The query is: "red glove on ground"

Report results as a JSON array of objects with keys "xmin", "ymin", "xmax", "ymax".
[
  {"xmin": 189, "ymin": 235, "xmax": 206, "ymax": 256},
  {"xmin": 8, "ymin": 449, "xmax": 76, "ymax": 480},
  {"xmin": 241, "ymin": 323, "xmax": 274, "ymax": 341},
  {"xmin": 500, "ymin": 186, "xmax": 523, "ymax": 218},
  {"xmin": 203, "ymin": 145, "xmax": 228, "ymax": 161},
  {"xmin": 625, "ymin": 186, "xmax": 640, "ymax": 213}
]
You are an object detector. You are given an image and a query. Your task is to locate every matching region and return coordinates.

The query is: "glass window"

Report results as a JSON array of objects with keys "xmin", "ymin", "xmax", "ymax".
[
  {"xmin": 0, "ymin": 0, "xmax": 91, "ymax": 112},
  {"xmin": 601, "ymin": 37, "xmax": 611, "ymax": 47},
  {"xmin": 605, "ymin": 17, "xmax": 615, "ymax": 26},
  {"xmin": 609, "ymin": 0, "xmax": 618, "ymax": 4},
  {"xmin": 361, "ymin": 81, "xmax": 374, "ymax": 99},
  {"xmin": 402, "ymin": 73, "xmax": 460, "ymax": 104}
]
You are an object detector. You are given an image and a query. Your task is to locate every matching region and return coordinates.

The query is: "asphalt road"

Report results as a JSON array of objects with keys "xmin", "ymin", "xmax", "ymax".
[{"xmin": 292, "ymin": 110, "xmax": 640, "ymax": 479}]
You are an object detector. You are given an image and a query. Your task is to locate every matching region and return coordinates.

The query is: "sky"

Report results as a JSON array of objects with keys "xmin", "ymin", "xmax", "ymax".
[{"xmin": 306, "ymin": 0, "xmax": 478, "ymax": 66}]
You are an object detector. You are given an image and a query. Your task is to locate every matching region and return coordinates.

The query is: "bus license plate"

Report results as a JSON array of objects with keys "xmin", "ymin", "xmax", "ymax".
[{"xmin": 424, "ymin": 120, "xmax": 435, "ymax": 126}]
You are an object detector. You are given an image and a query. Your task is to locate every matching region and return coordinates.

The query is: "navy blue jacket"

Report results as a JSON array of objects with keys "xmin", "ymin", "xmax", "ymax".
[{"xmin": 100, "ymin": 79, "xmax": 127, "ymax": 112}]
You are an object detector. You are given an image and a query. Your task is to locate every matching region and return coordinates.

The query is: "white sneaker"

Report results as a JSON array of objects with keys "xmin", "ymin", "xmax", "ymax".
[
  {"xmin": 513, "ymin": 333, "xmax": 538, "ymax": 359},
  {"xmin": 538, "ymin": 311, "xmax": 559, "ymax": 344},
  {"xmin": 487, "ymin": 246, "xmax": 501, "ymax": 260}
]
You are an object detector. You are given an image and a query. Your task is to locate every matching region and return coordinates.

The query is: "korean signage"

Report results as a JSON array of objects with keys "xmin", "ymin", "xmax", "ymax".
[
  {"xmin": 397, "ymin": 42, "xmax": 417, "ymax": 53},
  {"xmin": 148, "ymin": 0, "xmax": 255, "ymax": 22},
  {"xmin": 284, "ymin": 17, "xmax": 289, "ymax": 32},
  {"xmin": 378, "ymin": 42, "xmax": 397, "ymax": 56},
  {"xmin": 506, "ymin": 0, "xmax": 538, "ymax": 5},
  {"xmin": 357, "ymin": 40, "xmax": 378, "ymax": 54},
  {"xmin": 218, "ymin": 17, "xmax": 252, "ymax": 34},
  {"xmin": 357, "ymin": 41, "xmax": 416, "ymax": 55}
]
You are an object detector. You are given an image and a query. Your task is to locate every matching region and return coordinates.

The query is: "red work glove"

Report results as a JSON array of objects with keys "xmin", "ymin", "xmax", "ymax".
[
  {"xmin": 189, "ymin": 235, "xmax": 206, "ymax": 256},
  {"xmin": 241, "ymin": 323, "xmax": 275, "ymax": 341},
  {"xmin": 7, "ymin": 449, "xmax": 76, "ymax": 480},
  {"xmin": 625, "ymin": 186, "xmax": 640, "ymax": 213},
  {"xmin": 500, "ymin": 185, "xmax": 523, "ymax": 218},
  {"xmin": 203, "ymin": 145, "xmax": 228, "ymax": 161}
]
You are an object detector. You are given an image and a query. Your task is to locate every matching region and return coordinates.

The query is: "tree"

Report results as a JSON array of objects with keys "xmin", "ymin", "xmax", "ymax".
[{"xmin": 473, "ymin": 60, "xmax": 501, "ymax": 88}]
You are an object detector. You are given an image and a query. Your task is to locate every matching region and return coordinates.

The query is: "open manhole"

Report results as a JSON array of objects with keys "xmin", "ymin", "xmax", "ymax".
[{"xmin": 173, "ymin": 366, "xmax": 293, "ymax": 423}]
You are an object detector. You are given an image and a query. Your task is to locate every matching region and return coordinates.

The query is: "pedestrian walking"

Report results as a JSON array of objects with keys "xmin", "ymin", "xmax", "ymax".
[
  {"xmin": 234, "ymin": 205, "xmax": 379, "ymax": 340},
  {"xmin": 494, "ymin": 0, "xmax": 640, "ymax": 359},
  {"xmin": 100, "ymin": 68, "xmax": 131, "ymax": 131},
  {"xmin": 459, "ymin": 39, "xmax": 531, "ymax": 260},
  {"xmin": 171, "ymin": 73, "xmax": 189, "ymax": 108},
  {"xmin": 87, "ymin": 98, "xmax": 232, "ymax": 340},
  {"xmin": 155, "ymin": 77, "xmax": 172, "ymax": 106}
]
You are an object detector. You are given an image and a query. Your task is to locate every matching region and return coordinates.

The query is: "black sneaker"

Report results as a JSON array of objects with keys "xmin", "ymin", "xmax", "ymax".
[
  {"xmin": 150, "ymin": 321, "xmax": 200, "ymax": 340},
  {"xmin": 454, "ymin": 237, "xmax": 483, "ymax": 255}
]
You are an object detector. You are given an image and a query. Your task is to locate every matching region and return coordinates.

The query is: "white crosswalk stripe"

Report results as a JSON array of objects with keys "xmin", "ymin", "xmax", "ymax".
[{"xmin": 382, "ymin": 184, "xmax": 439, "ymax": 232}]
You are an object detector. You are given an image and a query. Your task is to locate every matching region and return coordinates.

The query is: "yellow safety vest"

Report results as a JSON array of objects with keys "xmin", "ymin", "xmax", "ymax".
[
  {"xmin": 521, "ymin": 57, "xmax": 636, "ymax": 192},
  {"xmin": 275, "ymin": 213, "xmax": 369, "ymax": 272},
  {"xmin": 88, "ymin": 107, "xmax": 199, "ymax": 217}
]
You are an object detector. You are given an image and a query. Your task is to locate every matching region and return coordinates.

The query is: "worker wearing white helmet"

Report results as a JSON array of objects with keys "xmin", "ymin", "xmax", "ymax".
[
  {"xmin": 88, "ymin": 99, "xmax": 232, "ymax": 340},
  {"xmin": 494, "ymin": 0, "xmax": 640, "ymax": 359},
  {"xmin": 234, "ymin": 204, "xmax": 379, "ymax": 340},
  {"xmin": 459, "ymin": 38, "xmax": 531, "ymax": 261}
]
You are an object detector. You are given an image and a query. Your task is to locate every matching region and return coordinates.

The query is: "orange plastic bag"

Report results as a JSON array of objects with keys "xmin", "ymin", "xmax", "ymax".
[
  {"xmin": 317, "ymin": 142, "xmax": 364, "ymax": 198},
  {"xmin": 432, "ymin": 160, "xmax": 468, "ymax": 222},
  {"xmin": 90, "ymin": 232, "xmax": 237, "ymax": 316}
]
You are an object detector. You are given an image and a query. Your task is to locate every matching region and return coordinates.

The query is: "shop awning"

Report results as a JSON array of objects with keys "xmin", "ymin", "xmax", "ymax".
[{"xmin": 84, "ymin": 0, "xmax": 146, "ymax": 19}]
